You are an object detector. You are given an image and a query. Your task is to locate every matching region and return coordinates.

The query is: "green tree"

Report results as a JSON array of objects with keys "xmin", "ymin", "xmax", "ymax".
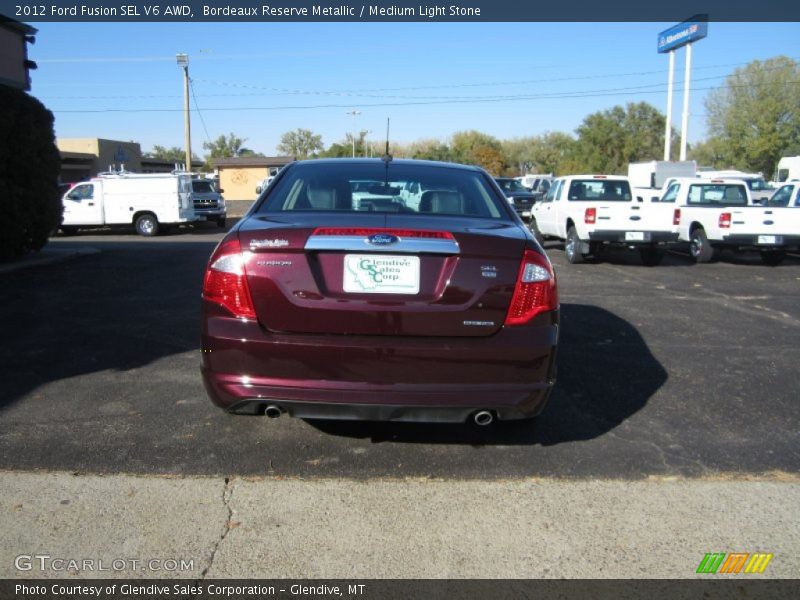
[
  {"xmin": 502, "ymin": 137, "xmax": 538, "ymax": 175},
  {"xmin": 144, "ymin": 145, "xmax": 200, "ymax": 164},
  {"xmin": 450, "ymin": 130, "xmax": 506, "ymax": 174},
  {"xmin": 573, "ymin": 102, "xmax": 672, "ymax": 173},
  {"xmin": 320, "ymin": 141, "xmax": 352, "ymax": 158},
  {"xmin": 406, "ymin": 138, "xmax": 451, "ymax": 162},
  {"xmin": 276, "ymin": 128, "xmax": 324, "ymax": 159},
  {"xmin": 688, "ymin": 137, "xmax": 729, "ymax": 169},
  {"xmin": 0, "ymin": 87, "xmax": 61, "ymax": 259},
  {"xmin": 704, "ymin": 56, "xmax": 800, "ymax": 176},
  {"xmin": 203, "ymin": 133, "xmax": 253, "ymax": 159}
]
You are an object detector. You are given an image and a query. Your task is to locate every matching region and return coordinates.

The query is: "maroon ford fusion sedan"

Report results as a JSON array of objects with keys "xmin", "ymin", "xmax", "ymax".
[{"xmin": 201, "ymin": 159, "xmax": 558, "ymax": 425}]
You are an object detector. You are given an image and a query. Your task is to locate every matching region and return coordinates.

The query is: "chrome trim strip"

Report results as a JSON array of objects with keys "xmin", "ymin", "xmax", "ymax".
[{"xmin": 305, "ymin": 235, "xmax": 460, "ymax": 254}]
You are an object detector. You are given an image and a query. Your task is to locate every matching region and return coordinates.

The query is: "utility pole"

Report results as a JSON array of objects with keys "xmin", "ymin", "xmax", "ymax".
[
  {"xmin": 176, "ymin": 53, "xmax": 192, "ymax": 172},
  {"xmin": 346, "ymin": 110, "xmax": 361, "ymax": 158}
]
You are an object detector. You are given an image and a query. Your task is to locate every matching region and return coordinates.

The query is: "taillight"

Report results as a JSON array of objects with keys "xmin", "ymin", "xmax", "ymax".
[
  {"xmin": 719, "ymin": 212, "xmax": 732, "ymax": 229},
  {"xmin": 202, "ymin": 236, "xmax": 256, "ymax": 319},
  {"xmin": 312, "ymin": 227, "xmax": 454, "ymax": 240},
  {"xmin": 673, "ymin": 208, "xmax": 681, "ymax": 226},
  {"xmin": 505, "ymin": 249, "xmax": 558, "ymax": 326},
  {"xmin": 585, "ymin": 207, "xmax": 597, "ymax": 224}
]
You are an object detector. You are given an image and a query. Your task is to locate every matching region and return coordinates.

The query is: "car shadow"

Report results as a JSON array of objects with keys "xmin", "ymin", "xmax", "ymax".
[
  {"xmin": 305, "ymin": 303, "xmax": 667, "ymax": 446},
  {"xmin": 0, "ymin": 239, "xmax": 215, "ymax": 413}
]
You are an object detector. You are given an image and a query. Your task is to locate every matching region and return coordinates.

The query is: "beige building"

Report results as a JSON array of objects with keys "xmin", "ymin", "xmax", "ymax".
[
  {"xmin": 56, "ymin": 138, "xmax": 174, "ymax": 183},
  {"xmin": 213, "ymin": 156, "xmax": 295, "ymax": 200}
]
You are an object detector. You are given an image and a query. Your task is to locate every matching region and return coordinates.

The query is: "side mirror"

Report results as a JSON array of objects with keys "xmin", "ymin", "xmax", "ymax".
[
  {"xmin": 636, "ymin": 196, "xmax": 643, "ymax": 203},
  {"xmin": 255, "ymin": 186, "xmax": 262, "ymax": 194},
  {"xmin": 217, "ymin": 188, "xmax": 224, "ymax": 193},
  {"xmin": 651, "ymin": 196, "xmax": 659, "ymax": 202},
  {"xmin": 66, "ymin": 192, "xmax": 80, "ymax": 201}
]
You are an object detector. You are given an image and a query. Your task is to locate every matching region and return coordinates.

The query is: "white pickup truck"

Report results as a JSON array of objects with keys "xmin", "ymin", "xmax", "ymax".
[
  {"xmin": 767, "ymin": 181, "xmax": 800, "ymax": 208},
  {"xmin": 662, "ymin": 177, "xmax": 800, "ymax": 265},
  {"xmin": 530, "ymin": 174, "xmax": 679, "ymax": 265}
]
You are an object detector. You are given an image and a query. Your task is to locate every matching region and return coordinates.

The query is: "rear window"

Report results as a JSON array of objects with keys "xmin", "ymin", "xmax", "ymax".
[
  {"xmin": 687, "ymin": 184, "xmax": 748, "ymax": 206},
  {"xmin": 257, "ymin": 162, "xmax": 505, "ymax": 219},
  {"xmin": 567, "ymin": 179, "xmax": 632, "ymax": 202}
]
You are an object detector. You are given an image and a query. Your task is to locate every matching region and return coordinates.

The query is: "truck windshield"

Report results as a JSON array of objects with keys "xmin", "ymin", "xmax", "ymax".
[
  {"xmin": 192, "ymin": 180, "xmax": 216, "ymax": 194},
  {"xmin": 496, "ymin": 179, "xmax": 528, "ymax": 193},
  {"xmin": 567, "ymin": 179, "xmax": 632, "ymax": 201}
]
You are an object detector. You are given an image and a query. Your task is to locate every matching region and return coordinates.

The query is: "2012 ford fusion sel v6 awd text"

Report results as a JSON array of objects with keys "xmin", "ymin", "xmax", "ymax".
[{"xmin": 200, "ymin": 159, "xmax": 559, "ymax": 425}]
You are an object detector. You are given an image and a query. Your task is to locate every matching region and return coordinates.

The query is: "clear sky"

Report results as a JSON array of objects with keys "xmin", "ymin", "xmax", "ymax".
[{"xmin": 27, "ymin": 21, "xmax": 800, "ymax": 157}]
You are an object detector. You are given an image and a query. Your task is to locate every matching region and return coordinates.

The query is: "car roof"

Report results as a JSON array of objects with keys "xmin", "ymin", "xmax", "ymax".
[{"xmin": 290, "ymin": 158, "xmax": 485, "ymax": 173}]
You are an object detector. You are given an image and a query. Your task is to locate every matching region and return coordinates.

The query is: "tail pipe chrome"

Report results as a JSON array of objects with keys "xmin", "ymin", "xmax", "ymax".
[
  {"xmin": 264, "ymin": 405, "xmax": 283, "ymax": 419},
  {"xmin": 473, "ymin": 410, "xmax": 494, "ymax": 426}
]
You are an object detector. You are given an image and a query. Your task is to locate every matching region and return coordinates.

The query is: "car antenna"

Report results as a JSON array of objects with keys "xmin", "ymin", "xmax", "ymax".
[{"xmin": 382, "ymin": 117, "xmax": 392, "ymax": 185}]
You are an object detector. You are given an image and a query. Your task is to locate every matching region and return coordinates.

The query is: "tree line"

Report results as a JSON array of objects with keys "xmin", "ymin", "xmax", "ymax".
[{"xmin": 146, "ymin": 56, "xmax": 799, "ymax": 179}]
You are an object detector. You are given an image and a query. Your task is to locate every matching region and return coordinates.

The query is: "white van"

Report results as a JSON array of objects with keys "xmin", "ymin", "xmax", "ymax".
[{"xmin": 61, "ymin": 172, "xmax": 200, "ymax": 236}]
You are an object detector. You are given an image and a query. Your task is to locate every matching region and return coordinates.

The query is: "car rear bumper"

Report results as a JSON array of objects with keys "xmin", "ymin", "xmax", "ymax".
[
  {"xmin": 588, "ymin": 230, "xmax": 679, "ymax": 245},
  {"xmin": 720, "ymin": 234, "xmax": 800, "ymax": 248},
  {"xmin": 201, "ymin": 307, "xmax": 558, "ymax": 422}
]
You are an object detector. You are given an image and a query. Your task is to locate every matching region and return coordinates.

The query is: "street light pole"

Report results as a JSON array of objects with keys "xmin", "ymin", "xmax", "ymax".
[
  {"xmin": 346, "ymin": 110, "xmax": 361, "ymax": 158},
  {"xmin": 176, "ymin": 53, "xmax": 192, "ymax": 172},
  {"xmin": 363, "ymin": 130, "xmax": 372, "ymax": 157}
]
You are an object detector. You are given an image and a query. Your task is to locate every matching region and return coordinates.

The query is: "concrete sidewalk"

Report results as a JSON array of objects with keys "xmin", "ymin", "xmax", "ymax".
[{"xmin": 1, "ymin": 471, "xmax": 797, "ymax": 579}]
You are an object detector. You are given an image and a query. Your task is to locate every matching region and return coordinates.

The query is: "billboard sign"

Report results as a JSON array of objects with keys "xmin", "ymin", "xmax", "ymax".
[{"xmin": 657, "ymin": 16, "xmax": 708, "ymax": 53}]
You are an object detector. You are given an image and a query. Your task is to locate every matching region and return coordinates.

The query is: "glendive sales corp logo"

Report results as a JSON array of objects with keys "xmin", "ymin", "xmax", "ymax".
[{"xmin": 696, "ymin": 552, "xmax": 773, "ymax": 574}]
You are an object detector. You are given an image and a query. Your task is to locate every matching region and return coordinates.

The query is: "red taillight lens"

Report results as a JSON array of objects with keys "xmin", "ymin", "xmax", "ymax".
[
  {"xmin": 719, "ymin": 212, "xmax": 732, "ymax": 229},
  {"xmin": 673, "ymin": 208, "xmax": 681, "ymax": 226},
  {"xmin": 585, "ymin": 207, "xmax": 597, "ymax": 224},
  {"xmin": 505, "ymin": 249, "xmax": 558, "ymax": 326},
  {"xmin": 202, "ymin": 236, "xmax": 256, "ymax": 319},
  {"xmin": 312, "ymin": 227, "xmax": 454, "ymax": 239}
]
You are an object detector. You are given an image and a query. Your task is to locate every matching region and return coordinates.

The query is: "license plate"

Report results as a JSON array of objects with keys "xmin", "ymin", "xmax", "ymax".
[
  {"xmin": 625, "ymin": 231, "xmax": 645, "ymax": 241},
  {"xmin": 522, "ymin": 210, "xmax": 531, "ymax": 217},
  {"xmin": 757, "ymin": 235, "xmax": 781, "ymax": 245},
  {"xmin": 343, "ymin": 254, "xmax": 420, "ymax": 294}
]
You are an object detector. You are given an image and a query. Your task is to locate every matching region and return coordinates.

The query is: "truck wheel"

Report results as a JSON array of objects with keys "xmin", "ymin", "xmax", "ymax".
[
  {"xmin": 689, "ymin": 228, "xmax": 714, "ymax": 263},
  {"xmin": 529, "ymin": 218, "xmax": 544, "ymax": 244},
  {"xmin": 639, "ymin": 247, "xmax": 663, "ymax": 267},
  {"xmin": 760, "ymin": 249, "xmax": 785, "ymax": 266},
  {"xmin": 60, "ymin": 226, "xmax": 78, "ymax": 236},
  {"xmin": 565, "ymin": 226, "xmax": 586, "ymax": 264},
  {"xmin": 134, "ymin": 214, "xmax": 159, "ymax": 237},
  {"xmin": 216, "ymin": 217, "xmax": 226, "ymax": 229}
]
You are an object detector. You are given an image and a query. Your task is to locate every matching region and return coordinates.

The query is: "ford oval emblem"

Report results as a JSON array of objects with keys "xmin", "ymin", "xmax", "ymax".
[{"xmin": 367, "ymin": 233, "xmax": 399, "ymax": 245}]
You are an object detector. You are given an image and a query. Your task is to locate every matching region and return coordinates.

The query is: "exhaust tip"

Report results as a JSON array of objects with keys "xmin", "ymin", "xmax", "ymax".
[
  {"xmin": 473, "ymin": 410, "xmax": 494, "ymax": 426},
  {"xmin": 264, "ymin": 405, "xmax": 282, "ymax": 419}
]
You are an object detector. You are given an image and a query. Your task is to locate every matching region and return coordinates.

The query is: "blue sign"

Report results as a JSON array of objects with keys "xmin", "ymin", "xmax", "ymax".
[{"xmin": 657, "ymin": 16, "xmax": 708, "ymax": 53}]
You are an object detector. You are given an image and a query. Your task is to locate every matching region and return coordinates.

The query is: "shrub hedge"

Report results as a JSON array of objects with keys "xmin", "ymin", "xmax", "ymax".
[{"xmin": 0, "ymin": 86, "xmax": 62, "ymax": 260}]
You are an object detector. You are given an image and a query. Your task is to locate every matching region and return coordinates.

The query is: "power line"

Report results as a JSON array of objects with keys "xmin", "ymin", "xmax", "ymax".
[
  {"xmin": 189, "ymin": 78, "xmax": 212, "ymax": 145},
  {"xmin": 48, "ymin": 80, "xmax": 800, "ymax": 114},
  {"xmin": 37, "ymin": 57, "xmax": 800, "ymax": 98}
]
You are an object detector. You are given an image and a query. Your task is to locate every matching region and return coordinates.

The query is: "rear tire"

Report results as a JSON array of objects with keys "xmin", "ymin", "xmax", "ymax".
[
  {"xmin": 565, "ymin": 226, "xmax": 586, "ymax": 264},
  {"xmin": 134, "ymin": 213, "xmax": 159, "ymax": 237},
  {"xmin": 60, "ymin": 226, "xmax": 78, "ymax": 236},
  {"xmin": 689, "ymin": 228, "xmax": 714, "ymax": 263},
  {"xmin": 760, "ymin": 249, "xmax": 785, "ymax": 266},
  {"xmin": 639, "ymin": 246, "xmax": 663, "ymax": 267}
]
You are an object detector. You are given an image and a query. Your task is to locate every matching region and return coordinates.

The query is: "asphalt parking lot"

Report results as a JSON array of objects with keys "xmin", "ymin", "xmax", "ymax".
[{"xmin": 1, "ymin": 227, "xmax": 798, "ymax": 480}]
